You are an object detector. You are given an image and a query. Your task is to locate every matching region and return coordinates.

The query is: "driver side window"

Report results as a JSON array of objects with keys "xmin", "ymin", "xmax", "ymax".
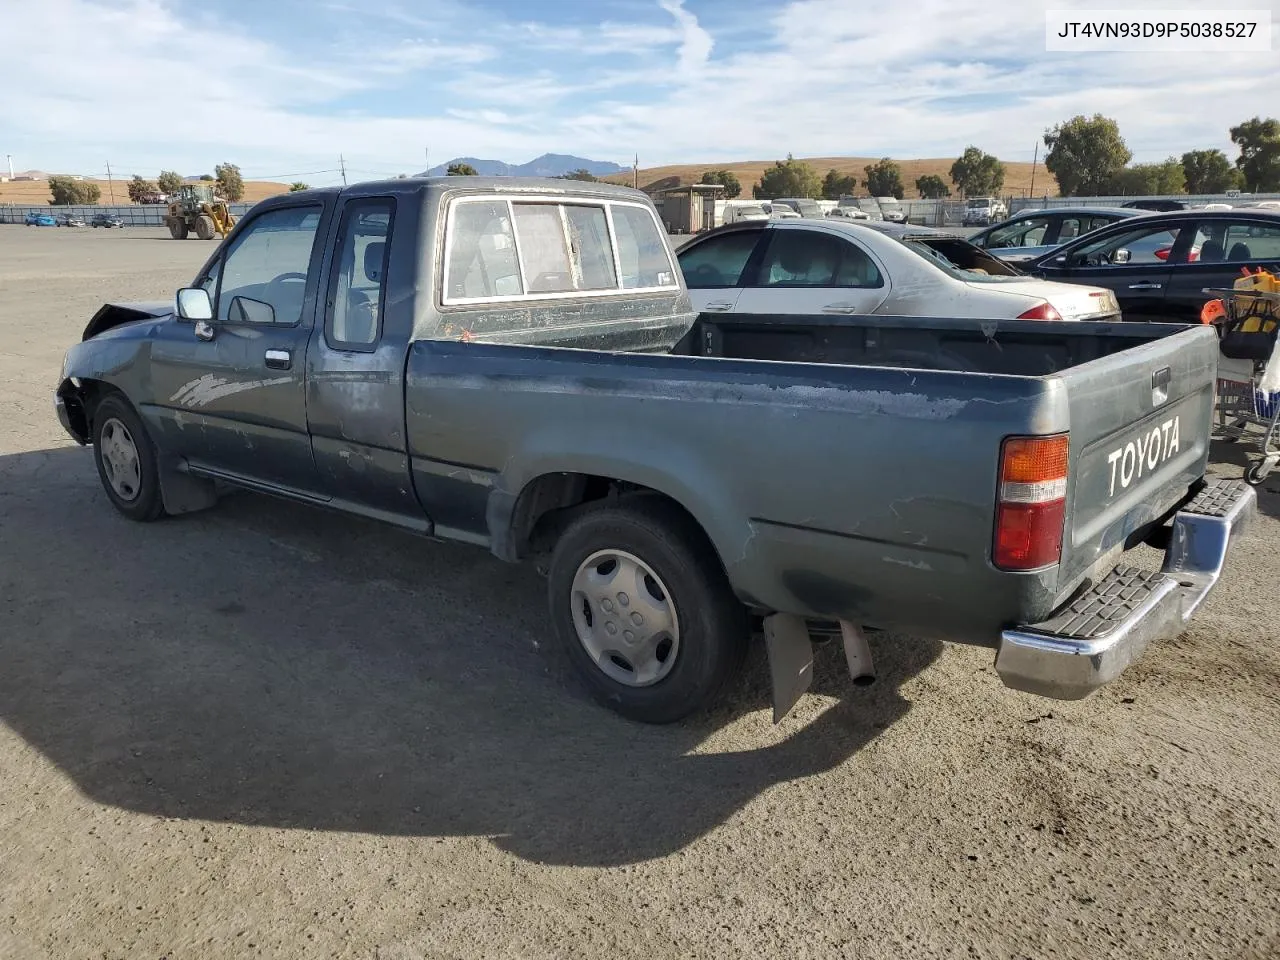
[
  {"xmin": 1067, "ymin": 224, "xmax": 1182, "ymax": 267},
  {"xmin": 216, "ymin": 205, "xmax": 323, "ymax": 325}
]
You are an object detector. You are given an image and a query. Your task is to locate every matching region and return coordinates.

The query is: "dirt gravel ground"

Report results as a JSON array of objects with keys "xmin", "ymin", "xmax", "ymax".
[{"xmin": 1, "ymin": 225, "xmax": 1278, "ymax": 960}]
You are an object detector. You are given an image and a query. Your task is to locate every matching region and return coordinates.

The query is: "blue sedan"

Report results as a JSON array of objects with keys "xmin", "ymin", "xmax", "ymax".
[{"xmin": 25, "ymin": 211, "xmax": 57, "ymax": 226}]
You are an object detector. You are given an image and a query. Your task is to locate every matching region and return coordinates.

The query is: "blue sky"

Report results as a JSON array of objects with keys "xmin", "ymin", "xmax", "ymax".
[{"xmin": 3, "ymin": 0, "xmax": 1278, "ymax": 186}]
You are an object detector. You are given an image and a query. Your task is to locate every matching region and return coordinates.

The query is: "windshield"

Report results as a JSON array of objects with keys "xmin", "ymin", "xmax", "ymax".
[
  {"xmin": 878, "ymin": 198, "xmax": 901, "ymax": 209},
  {"xmin": 967, "ymin": 199, "xmax": 991, "ymax": 208},
  {"xmin": 793, "ymin": 200, "xmax": 822, "ymax": 217},
  {"xmin": 900, "ymin": 237, "xmax": 1023, "ymax": 282}
]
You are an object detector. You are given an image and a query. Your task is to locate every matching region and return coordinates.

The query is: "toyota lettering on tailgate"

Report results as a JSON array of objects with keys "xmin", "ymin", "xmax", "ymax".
[{"xmin": 1106, "ymin": 417, "xmax": 1180, "ymax": 497}]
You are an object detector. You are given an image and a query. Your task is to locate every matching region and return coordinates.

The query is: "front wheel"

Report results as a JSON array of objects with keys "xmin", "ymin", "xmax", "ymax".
[
  {"xmin": 92, "ymin": 393, "xmax": 166, "ymax": 521},
  {"xmin": 547, "ymin": 498, "xmax": 746, "ymax": 724}
]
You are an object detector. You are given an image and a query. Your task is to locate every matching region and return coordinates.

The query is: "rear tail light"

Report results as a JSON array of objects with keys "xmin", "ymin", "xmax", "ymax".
[
  {"xmin": 994, "ymin": 434, "xmax": 1069, "ymax": 571},
  {"xmin": 1017, "ymin": 302, "xmax": 1063, "ymax": 322},
  {"xmin": 1154, "ymin": 246, "xmax": 1171, "ymax": 261}
]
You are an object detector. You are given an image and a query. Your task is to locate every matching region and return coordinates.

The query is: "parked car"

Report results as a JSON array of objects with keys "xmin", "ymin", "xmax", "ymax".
[
  {"xmin": 677, "ymin": 218, "xmax": 1121, "ymax": 322},
  {"xmin": 875, "ymin": 196, "xmax": 906, "ymax": 223},
  {"xmin": 58, "ymin": 214, "xmax": 87, "ymax": 227},
  {"xmin": 771, "ymin": 197, "xmax": 825, "ymax": 219},
  {"xmin": 52, "ymin": 177, "xmax": 1253, "ymax": 724},
  {"xmin": 91, "ymin": 213, "xmax": 125, "ymax": 228},
  {"xmin": 969, "ymin": 206, "xmax": 1144, "ymax": 264},
  {"xmin": 1122, "ymin": 198, "xmax": 1193, "ymax": 212},
  {"xmin": 962, "ymin": 197, "xmax": 1008, "ymax": 226},
  {"xmin": 760, "ymin": 202, "xmax": 800, "ymax": 220},
  {"xmin": 1023, "ymin": 209, "xmax": 1280, "ymax": 323},
  {"xmin": 722, "ymin": 202, "xmax": 770, "ymax": 225},
  {"xmin": 25, "ymin": 211, "xmax": 57, "ymax": 227},
  {"xmin": 827, "ymin": 206, "xmax": 870, "ymax": 220}
]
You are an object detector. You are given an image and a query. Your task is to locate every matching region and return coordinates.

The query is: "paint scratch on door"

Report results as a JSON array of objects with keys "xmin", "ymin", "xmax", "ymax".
[{"xmin": 169, "ymin": 373, "xmax": 293, "ymax": 408}]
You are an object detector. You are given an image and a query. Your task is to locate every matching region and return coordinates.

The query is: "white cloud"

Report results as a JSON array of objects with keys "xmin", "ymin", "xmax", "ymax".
[{"xmin": 3, "ymin": 0, "xmax": 1278, "ymax": 182}]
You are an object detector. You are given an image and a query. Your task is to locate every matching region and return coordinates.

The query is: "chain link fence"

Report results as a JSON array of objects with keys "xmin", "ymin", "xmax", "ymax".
[{"xmin": 0, "ymin": 202, "xmax": 257, "ymax": 226}]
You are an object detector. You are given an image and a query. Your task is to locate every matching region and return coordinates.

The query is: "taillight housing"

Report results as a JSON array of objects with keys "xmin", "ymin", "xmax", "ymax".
[
  {"xmin": 1017, "ymin": 302, "xmax": 1063, "ymax": 322},
  {"xmin": 993, "ymin": 434, "xmax": 1069, "ymax": 571}
]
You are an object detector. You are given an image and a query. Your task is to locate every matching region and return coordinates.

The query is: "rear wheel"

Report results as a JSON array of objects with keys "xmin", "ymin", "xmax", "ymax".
[
  {"xmin": 547, "ymin": 498, "xmax": 746, "ymax": 724},
  {"xmin": 92, "ymin": 393, "xmax": 165, "ymax": 522},
  {"xmin": 194, "ymin": 215, "xmax": 215, "ymax": 240}
]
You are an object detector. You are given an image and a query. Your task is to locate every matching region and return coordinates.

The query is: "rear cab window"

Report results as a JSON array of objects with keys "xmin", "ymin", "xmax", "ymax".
[{"xmin": 441, "ymin": 195, "xmax": 677, "ymax": 306}]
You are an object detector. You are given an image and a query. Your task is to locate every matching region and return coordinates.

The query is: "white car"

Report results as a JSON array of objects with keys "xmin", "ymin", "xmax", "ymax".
[
  {"xmin": 876, "ymin": 196, "xmax": 907, "ymax": 223},
  {"xmin": 675, "ymin": 219, "xmax": 1122, "ymax": 322},
  {"xmin": 827, "ymin": 206, "xmax": 870, "ymax": 220}
]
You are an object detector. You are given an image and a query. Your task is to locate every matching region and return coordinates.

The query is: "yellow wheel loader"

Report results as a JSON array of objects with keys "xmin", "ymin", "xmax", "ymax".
[{"xmin": 163, "ymin": 183, "xmax": 237, "ymax": 240}]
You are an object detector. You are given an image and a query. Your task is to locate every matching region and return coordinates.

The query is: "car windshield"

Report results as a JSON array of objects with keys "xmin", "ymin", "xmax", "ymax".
[
  {"xmin": 900, "ymin": 237, "xmax": 1023, "ymax": 282},
  {"xmin": 879, "ymin": 198, "xmax": 901, "ymax": 209},
  {"xmin": 967, "ymin": 199, "xmax": 991, "ymax": 208},
  {"xmin": 792, "ymin": 200, "xmax": 821, "ymax": 217}
]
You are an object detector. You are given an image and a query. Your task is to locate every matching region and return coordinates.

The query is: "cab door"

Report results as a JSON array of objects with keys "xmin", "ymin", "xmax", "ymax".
[{"xmin": 147, "ymin": 201, "xmax": 329, "ymax": 493}]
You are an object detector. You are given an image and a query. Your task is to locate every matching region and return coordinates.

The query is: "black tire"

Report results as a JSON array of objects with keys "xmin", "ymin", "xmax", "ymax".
[
  {"xmin": 194, "ymin": 215, "xmax": 215, "ymax": 240},
  {"xmin": 1245, "ymin": 462, "xmax": 1269, "ymax": 486},
  {"xmin": 547, "ymin": 497, "xmax": 746, "ymax": 724},
  {"xmin": 91, "ymin": 393, "xmax": 166, "ymax": 521}
]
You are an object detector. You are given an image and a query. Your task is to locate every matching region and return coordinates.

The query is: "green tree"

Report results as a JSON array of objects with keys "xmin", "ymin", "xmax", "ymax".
[
  {"xmin": 126, "ymin": 174, "xmax": 157, "ymax": 202},
  {"xmin": 198, "ymin": 174, "xmax": 215, "ymax": 181},
  {"xmin": 214, "ymin": 162, "xmax": 245, "ymax": 201},
  {"xmin": 557, "ymin": 168, "xmax": 599, "ymax": 181},
  {"xmin": 447, "ymin": 162, "xmax": 479, "ymax": 176},
  {"xmin": 1180, "ymin": 149, "xmax": 1241, "ymax": 193},
  {"xmin": 821, "ymin": 169, "xmax": 858, "ymax": 200},
  {"xmin": 289, "ymin": 182, "xmax": 310, "ymax": 192},
  {"xmin": 862, "ymin": 158, "xmax": 904, "ymax": 199},
  {"xmin": 48, "ymin": 176, "xmax": 101, "ymax": 205},
  {"xmin": 753, "ymin": 155, "xmax": 821, "ymax": 199},
  {"xmin": 156, "ymin": 170, "xmax": 183, "ymax": 195},
  {"xmin": 948, "ymin": 146, "xmax": 1005, "ymax": 197},
  {"xmin": 1108, "ymin": 157, "xmax": 1185, "ymax": 196},
  {"xmin": 1043, "ymin": 114, "xmax": 1131, "ymax": 196},
  {"xmin": 1229, "ymin": 116, "xmax": 1280, "ymax": 192},
  {"xmin": 699, "ymin": 169, "xmax": 742, "ymax": 198},
  {"xmin": 914, "ymin": 174, "xmax": 951, "ymax": 199}
]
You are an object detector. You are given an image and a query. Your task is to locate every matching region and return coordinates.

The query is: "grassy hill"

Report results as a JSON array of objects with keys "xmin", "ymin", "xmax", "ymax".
[
  {"xmin": 605, "ymin": 156, "xmax": 1058, "ymax": 199},
  {"xmin": 0, "ymin": 178, "xmax": 290, "ymax": 206}
]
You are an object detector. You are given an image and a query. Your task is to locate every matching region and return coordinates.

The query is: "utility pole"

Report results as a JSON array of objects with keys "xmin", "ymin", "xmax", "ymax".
[
  {"xmin": 424, "ymin": 147, "xmax": 430, "ymax": 174},
  {"xmin": 1028, "ymin": 142, "xmax": 1038, "ymax": 200},
  {"xmin": 633, "ymin": 153, "xmax": 639, "ymax": 189},
  {"xmin": 339, "ymin": 154, "xmax": 347, "ymax": 186},
  {"xmin": 105, "ymin": 160, "xmax": 116, "ymax": 203},
  {"xmin": 4, "ymin": 154, "xmax": 13, "ymax": 180}
]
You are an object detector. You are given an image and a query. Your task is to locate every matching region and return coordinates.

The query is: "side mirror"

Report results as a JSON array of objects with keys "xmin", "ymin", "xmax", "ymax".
[
  {"xmin": 175, "ymin": 287, "xmax": 212, "ymax": 321},
  {"xmin": 1112, "ymin": 248, "xmax": 1132, "ymax": 264},
  {"xmin": 229, "ymin": 295, "xmax": 275, "ymax": 325}
]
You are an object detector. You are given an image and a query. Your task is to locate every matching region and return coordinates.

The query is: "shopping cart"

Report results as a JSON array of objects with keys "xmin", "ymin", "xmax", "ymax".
[{"xmin": 1205, "ymin": 283, "xmax": 1280, "ymax": 485}]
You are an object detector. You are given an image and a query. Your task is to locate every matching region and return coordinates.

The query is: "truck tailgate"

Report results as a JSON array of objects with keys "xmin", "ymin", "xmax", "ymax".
[{"xmin": 1059, "ymin": 325, "xmax": 1218, "ymax": 591}]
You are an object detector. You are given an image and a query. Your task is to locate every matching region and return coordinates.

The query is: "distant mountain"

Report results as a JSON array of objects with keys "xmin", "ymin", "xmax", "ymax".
[{"xmin": 421, "ymin": 153, "xmax": 626, "ymax": 178}]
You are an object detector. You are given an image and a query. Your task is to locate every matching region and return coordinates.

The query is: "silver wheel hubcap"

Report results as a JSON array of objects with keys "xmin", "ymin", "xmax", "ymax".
[
  {"xmin": 570, "ymin": 549, "xmax": 680, "ymax": 687},
  {"xmin": 99, "ymin": 417, "xmax": 142, "ymax": 501}
]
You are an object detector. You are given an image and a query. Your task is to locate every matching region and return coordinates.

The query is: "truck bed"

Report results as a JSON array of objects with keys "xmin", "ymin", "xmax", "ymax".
[{"xmin": 405, "ymin": 314, "xmax": 1219, "ymax": 646}]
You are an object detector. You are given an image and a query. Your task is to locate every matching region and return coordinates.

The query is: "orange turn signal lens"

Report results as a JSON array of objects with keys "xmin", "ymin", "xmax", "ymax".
[{"xmin": 999, "ymin": 435, "xmax": 1069, "ymax": 485}]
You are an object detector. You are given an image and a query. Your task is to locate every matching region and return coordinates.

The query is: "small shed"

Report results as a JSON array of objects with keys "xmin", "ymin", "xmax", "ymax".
[{"xmin": 656, "ymin": 183, "xmax": 725, "ymax": 234}]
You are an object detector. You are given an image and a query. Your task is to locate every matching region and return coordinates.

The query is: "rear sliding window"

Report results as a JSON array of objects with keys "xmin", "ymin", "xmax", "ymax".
[{"xmin": 442, "ymin": 196, "xmax": 677, "ymax": 305}]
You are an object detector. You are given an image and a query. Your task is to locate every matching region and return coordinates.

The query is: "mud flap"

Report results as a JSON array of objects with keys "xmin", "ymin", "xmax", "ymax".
[
  {"xmin": 158, "ymin": 462, "xmax": 219, "ymax": 515},
  {"xmin": 840, "ymin": 621, "xmax": 875, "ymax": 685},
  {"xmin": 763, "ymin": 613, "xmax": 813, "ymax": 723}
]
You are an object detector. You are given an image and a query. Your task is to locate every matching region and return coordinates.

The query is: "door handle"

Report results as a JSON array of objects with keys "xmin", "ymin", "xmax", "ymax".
[
  {"xmin": 264, "ymin": 349, "xmax": 292, "ymax": 370},
  {"xmin": 1128, "ymin": 282, "xmax": 1163, "ymax": 290},
  {"xmin": 821, "ymin": 303, "xmax": 859, "ymax": 314},
  {"xmin": 702, "ymin": 301, "xmax": 734, "ymax": 312}
]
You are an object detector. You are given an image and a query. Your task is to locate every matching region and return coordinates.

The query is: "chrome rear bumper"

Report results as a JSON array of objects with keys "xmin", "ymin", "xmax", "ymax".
[{"xmin": 996, "ymin": 479, "xmax": 1255, "ymax": 700}]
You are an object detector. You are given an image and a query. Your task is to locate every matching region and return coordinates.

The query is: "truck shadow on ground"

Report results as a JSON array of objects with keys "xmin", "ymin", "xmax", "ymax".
[{"xmin": 0, "ymin": 445, "xmax": 941, "ymax": 868}]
